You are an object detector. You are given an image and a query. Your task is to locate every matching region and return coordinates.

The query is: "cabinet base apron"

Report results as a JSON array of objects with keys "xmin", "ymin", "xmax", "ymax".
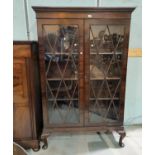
[{"xmin": 40, "ymin": 125, "xmax": 126, "ymax": 149}]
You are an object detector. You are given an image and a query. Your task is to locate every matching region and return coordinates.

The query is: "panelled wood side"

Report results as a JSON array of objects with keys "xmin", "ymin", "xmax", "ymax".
[{"xmin": 13, "ymin": 42, "xmax": 42, "ymax": 150}]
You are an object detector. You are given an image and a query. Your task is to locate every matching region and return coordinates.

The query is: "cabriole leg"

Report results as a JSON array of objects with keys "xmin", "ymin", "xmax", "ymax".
[
  {"xmin": 41, "ymin": 137, "xmax": 48, "ymax": 150},
  {"xmin": 32, "ymin": 145, "xmax": 40, "ymax": 152},
  {"xmin": 117, "ymin": 130, "xmax": 126, "ymax": 147}
]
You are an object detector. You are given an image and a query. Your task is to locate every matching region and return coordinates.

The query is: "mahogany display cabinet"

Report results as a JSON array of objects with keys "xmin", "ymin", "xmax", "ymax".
[{"xmin": 33, "ymin": 7, "xmax": 135, "ymax": 149}]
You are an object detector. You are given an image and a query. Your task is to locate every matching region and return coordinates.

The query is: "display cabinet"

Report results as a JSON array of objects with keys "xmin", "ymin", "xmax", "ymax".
[{"xmin": 33, "ymin": 7, "xmax": 135, "ymax": 149}]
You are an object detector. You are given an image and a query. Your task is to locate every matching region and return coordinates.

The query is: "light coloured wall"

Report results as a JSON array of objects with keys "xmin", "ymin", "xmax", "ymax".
[
  {"xmin": 13, "ymin": 0, "xmax": 142, "ymax": 125},
  {"xmin": 125, "ymin": 58, "xmax": 142, "ymax": 124},
  {"xmin": 13, "ymin": 0, "xmax": 28, "ymax": 40}
]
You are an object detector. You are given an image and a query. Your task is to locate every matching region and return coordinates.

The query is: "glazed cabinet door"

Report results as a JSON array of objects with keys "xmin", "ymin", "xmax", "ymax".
[
  {"xmin": 84, "ymin": 19, "xmax": 130, "ymax": 126},
  {"xmin": 38, "ymin": 19, "xmax": 84, "ymax": 127}
]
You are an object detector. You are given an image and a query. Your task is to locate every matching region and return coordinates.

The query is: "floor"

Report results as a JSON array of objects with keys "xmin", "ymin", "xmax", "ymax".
[{"xmin": 28, "ymin": 125, "xmax": 141, "ymax": 155}]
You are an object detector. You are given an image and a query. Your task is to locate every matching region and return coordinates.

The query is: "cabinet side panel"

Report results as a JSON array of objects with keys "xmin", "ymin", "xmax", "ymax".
[
  {"xmin": 13, "ymin": 59, "xmax": 29, "ymax": 106},
  {"xmin": 13, "ymin": 106, "xmax": 32, "ymax": 138},
  {"xmin": 13, "ymin": 44, "xmax": 33, "ymax": 140},
  {"xmin": 119, "ymin": 20, "xmax": 131, "ymax": 122},
  {"xmin": 30, "ymin": 42, "xmax": 43, "ymax": 138}
]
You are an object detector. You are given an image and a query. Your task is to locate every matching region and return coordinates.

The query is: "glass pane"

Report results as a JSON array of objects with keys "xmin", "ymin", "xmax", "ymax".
[
  {"xmin": 44, "ymin": 25, "xmax": 79, "ymax": 54},
  {"xmin": 89, "ymin": 24, "xmax": 124, "ymax": 123},
  {"xmin": 90, "ymin": 25, "xmax": 124, "ymax": 53},
  {"xmin": 89, "ymin": 100, "xmax": 119, "ymax": 123},
  {"xmin": 48, "ymin": 100, "xmax": 79, "ymax": 124},
  {"xmin": 43, "ymin": 25, "xmax": 80, "ymax": 125}
]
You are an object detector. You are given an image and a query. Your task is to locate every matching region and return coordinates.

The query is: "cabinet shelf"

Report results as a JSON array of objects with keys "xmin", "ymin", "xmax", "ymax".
[
  {"xmin": 47, "ymin": 78, "xmax": 78, "ymax": 81},
  {"xmin": 45, "ymin": 52, "xmax": 122, "ymax": 55},
  {"xmin": 48, "ymin": 98, "xmax": 119, "ymax": 101},
  {"xmin": 90, "ymin": 52, "xmax": 122, "ymax": 55},
  {"xmin": 90, "ymin": 77, "xmax": 120, "ymax": 80},
  {"xmin": 45, "ymin": 52, "xmax": 78, "ymax": 55},
  {"xmin": 48, "ymin": 98, "xmax": 78, "ymax": 101},
  {"xmin": 47, "ymin": 77, "xmax": 120, "ymax": 81},
  {"xmin": 90, "ymin": 97, "xmax": 119, "ymax": 100}
]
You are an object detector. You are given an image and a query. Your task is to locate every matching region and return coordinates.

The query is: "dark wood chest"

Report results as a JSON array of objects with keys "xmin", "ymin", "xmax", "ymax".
[{"xmin": 13, "ymin": 41, "xmax": 42, "ymax": 151}]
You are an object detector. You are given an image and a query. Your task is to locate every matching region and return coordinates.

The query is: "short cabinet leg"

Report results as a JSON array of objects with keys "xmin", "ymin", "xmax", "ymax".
[
  {"xmin": 33, "ymin": 145, "xmax": 40, "ymax": 152},
  {"xmin": 32, "ymin": 141, "xmax": 40, "ymax": 152},
  {"xmin": 96, "ymin": 131, "xmax": 101, "ymax": 135},
  {"xmin": 117, "ymin": 130, "xmax": 126, "ymax": 147},
  {"xmin": 119, "ymin": 132, "xmax": 126, "ymax": 147},
  {"xmin": 41, "ymin": 137, "xmax": 48, "ymax": 150}
]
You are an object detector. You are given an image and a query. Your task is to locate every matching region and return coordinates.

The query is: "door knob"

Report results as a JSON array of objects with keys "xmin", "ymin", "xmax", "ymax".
[{"xmin": 80, "ymin": 52, "xmax": 83, "ymax": 55}]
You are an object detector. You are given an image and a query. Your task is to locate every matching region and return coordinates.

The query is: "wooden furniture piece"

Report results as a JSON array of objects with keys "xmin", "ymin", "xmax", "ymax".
[
  {"xmin": 33, "ymin": 7, "xmax": 135, "ymax": 149},
  {"xmin": 13, "ymin": 41, "xmax": 42, "ymax": 151}
]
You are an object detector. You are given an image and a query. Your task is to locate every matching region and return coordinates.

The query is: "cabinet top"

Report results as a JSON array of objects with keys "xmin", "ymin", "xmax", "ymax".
[
  {"xmin": 32, "ymin": 7, "xmax": 135, "ymax": 13},
  {"xmin": 13, "ymin": 41, "xmax": 37, "ymax": 45}
]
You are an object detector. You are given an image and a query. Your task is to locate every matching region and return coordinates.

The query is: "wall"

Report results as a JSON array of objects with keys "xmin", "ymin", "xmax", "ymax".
[{"xmin": 13, "ymin": 0, "xmax": 142, "ymax": 125}]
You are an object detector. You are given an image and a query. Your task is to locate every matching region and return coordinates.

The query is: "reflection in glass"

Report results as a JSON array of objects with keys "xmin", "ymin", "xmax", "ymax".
[
  {"xmin": 89, "ymin": 100, "xmax": 119, "ymax": 123},
  {"xmin": 44, "ymin": 25, "xmax": 79, "ymax": 54},
  {"xmin": 90, "ymin": 25, "xmax": 124, "ymax": 53}
]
